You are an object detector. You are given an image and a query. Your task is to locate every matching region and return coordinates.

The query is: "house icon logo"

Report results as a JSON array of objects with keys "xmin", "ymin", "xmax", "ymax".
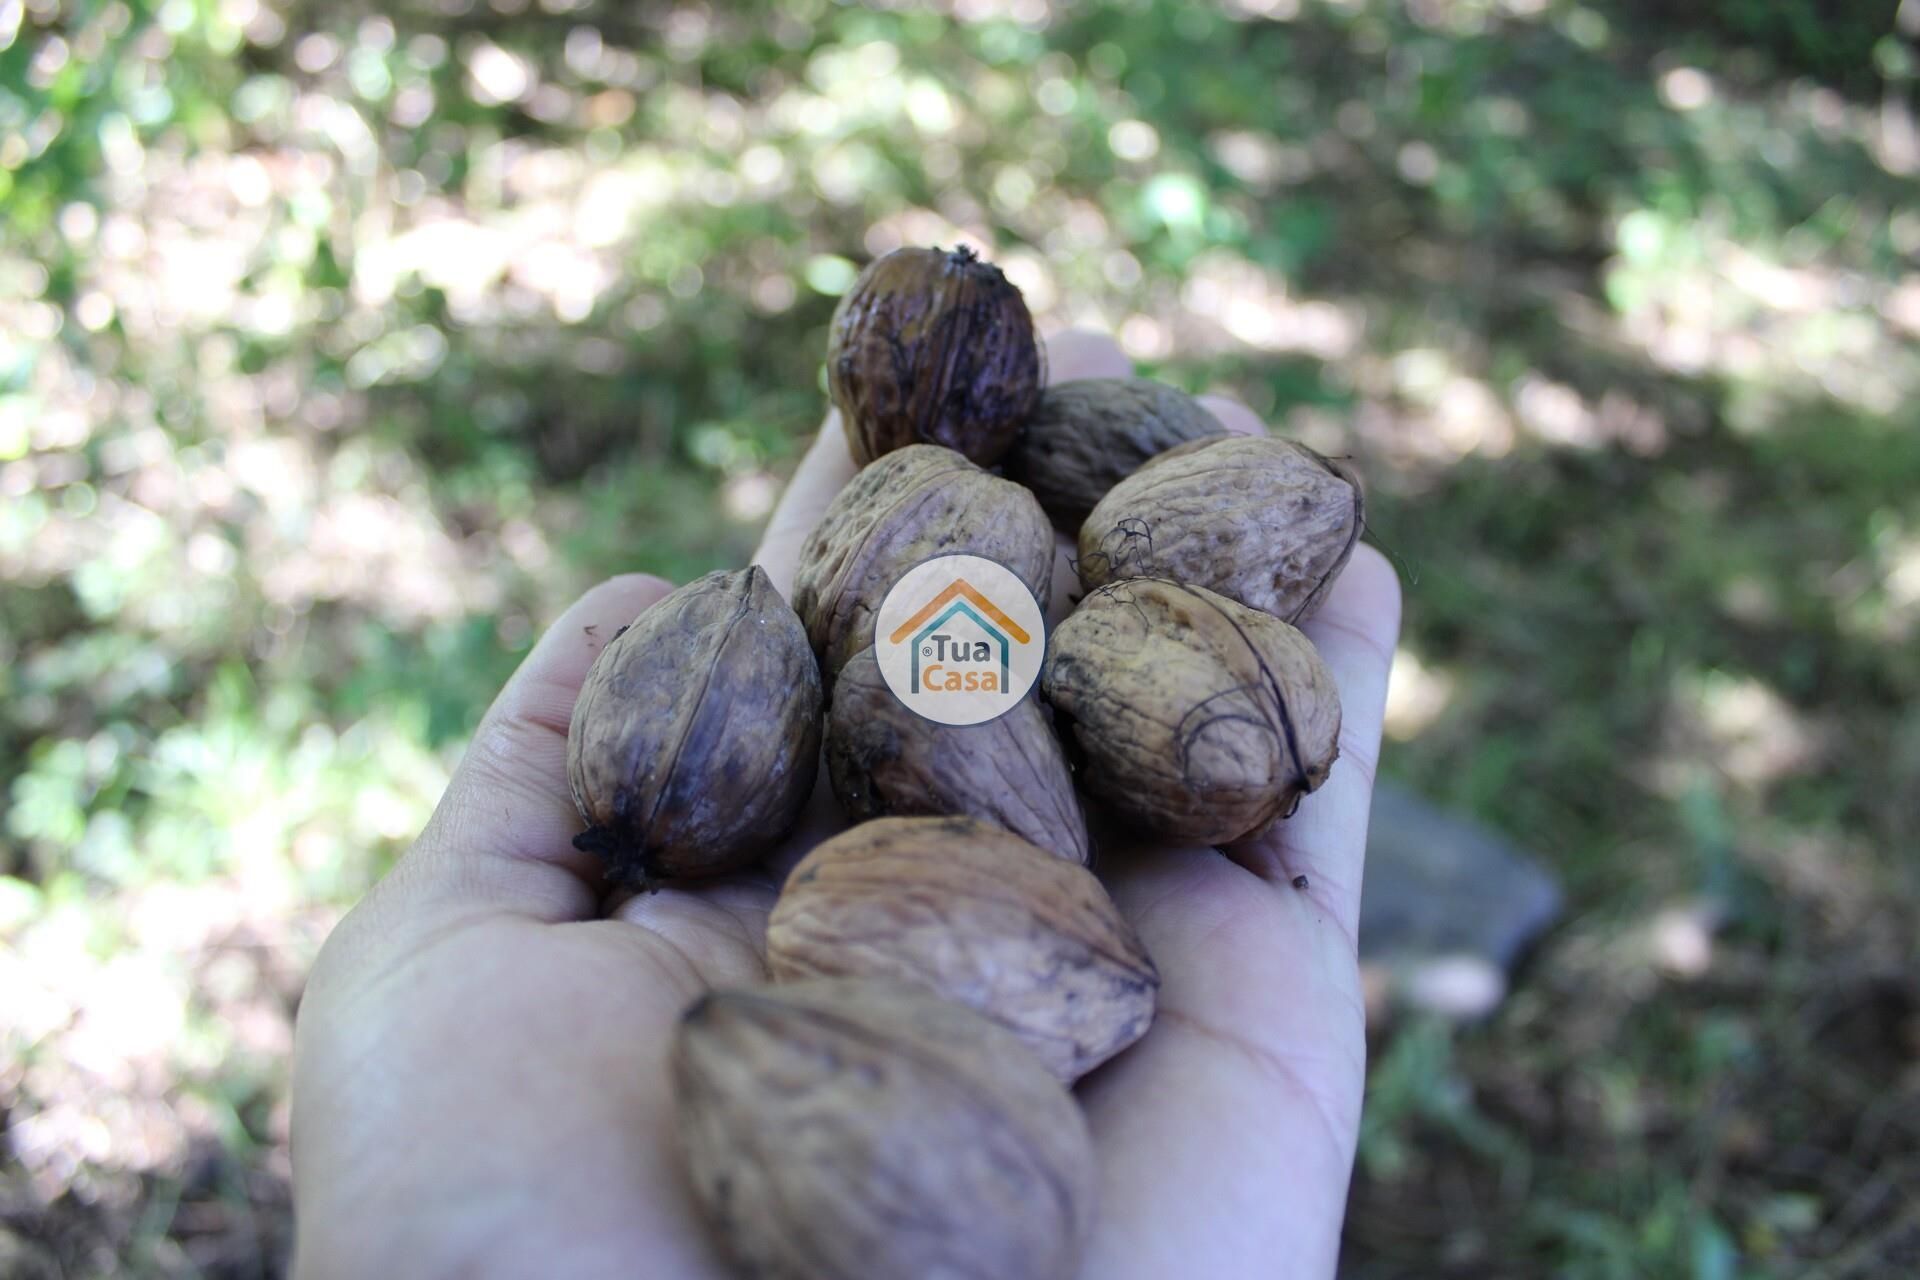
[{"xmin": 872, "ymin": 554, "xmax": 1046, "ymax": 726}]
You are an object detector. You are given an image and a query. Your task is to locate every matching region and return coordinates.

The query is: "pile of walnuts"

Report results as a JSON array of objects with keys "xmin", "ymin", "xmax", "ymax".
[{"xmin": 566, "ymin": 245, "xmax": 1364, "ymax": 1280}]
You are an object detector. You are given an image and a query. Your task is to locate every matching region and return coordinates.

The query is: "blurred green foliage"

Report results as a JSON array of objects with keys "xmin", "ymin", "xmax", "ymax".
[{"xmin": 3, "ymin": 0, "xmax": 1918, "ymax": 1275}]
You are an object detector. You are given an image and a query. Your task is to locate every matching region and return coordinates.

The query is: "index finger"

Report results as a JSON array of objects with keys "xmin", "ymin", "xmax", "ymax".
[
  {"xmin": 1225, "ymin": 543, "xmax": 1402, "ymax": 948},
  {"xmin": 317, "ymin": 571, "xmax": 677, "ymax": 988},
  {"xmin": 752, "ymin": 410, "xmax": 860, "ymax": 601}
]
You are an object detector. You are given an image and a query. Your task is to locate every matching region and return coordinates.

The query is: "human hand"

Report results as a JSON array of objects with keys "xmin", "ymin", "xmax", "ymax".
[{"xmin": 289, "ymin": 330, "xmax": 1401, "ymax": 1279}]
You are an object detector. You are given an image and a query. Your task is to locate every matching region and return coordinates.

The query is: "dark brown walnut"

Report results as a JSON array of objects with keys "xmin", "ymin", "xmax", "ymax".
[
  {"xmin": 825, "ymin": 648, "xmax": 1090, "ymax": 864},
  {"xmin": 791, "ymin": 444, "xmax": 1053, "ymax": 677},
  {"xmin": 1078, "ymin": 433, "xmax": 1364, "ymax": 624},
  {"xmin": 1041, "ymin": 578, "xmax": 1340, "ymax": 846},
  {"xmin": 1005, "ymin": 377, "xmax": 1228, "ymax": 530},
  {"xmin": 767, "ymin": 817, "xmax": 1156, "ymax": 1080},
  {"xmin": 827, "ymin": 245, "xmax": 1042, "ymax": 467},
  {"xmin": 673, "ymin": 977, "xmax": 1094, "ymax": 1280},
  {"xmin": 566, "ymin": 567, "xmax": 821, "ymax": 886}
]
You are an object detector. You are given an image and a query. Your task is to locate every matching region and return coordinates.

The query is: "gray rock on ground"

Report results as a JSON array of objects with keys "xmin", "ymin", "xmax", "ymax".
[{"xmin": 1359, "ymin": 782, "xmax": 1564, "ymax": 1021}]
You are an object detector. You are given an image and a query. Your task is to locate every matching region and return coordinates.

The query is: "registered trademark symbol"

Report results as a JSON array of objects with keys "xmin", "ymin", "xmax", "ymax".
[{"xmin": 922, "ymin": 645, "xmax": 932, "ymax": 657}]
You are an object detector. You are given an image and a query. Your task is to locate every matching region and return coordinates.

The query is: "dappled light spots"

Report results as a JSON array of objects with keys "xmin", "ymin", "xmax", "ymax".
[
  {"xmin": 1656, "ymin": 670, "xmax": 1823, "ymax": 791},
  {"xmin": 2, "ymin": 0, "xmax": 1918, "ymax": 1271},
  {"xmin": 1382, "ymin": 647, "xmax": 1455, "ymax": 742}
]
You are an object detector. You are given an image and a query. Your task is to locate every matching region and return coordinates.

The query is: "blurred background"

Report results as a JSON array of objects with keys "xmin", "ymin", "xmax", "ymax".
[{"xmin": 3, "ymin": 0, "xmax": 1918, "ymax": 1274}]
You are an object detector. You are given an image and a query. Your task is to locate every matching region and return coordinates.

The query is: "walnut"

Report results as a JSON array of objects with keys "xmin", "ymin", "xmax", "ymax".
[
  {"xmin": 766, "ymin": 816, "xmax": 1156, "ymax": 1079},
  {"xmin": 827, "ymin": 245, "xmax": 1041, "ymax": 467},
  {"xmin": 566, "ymin": 567, "xmax": 821, "ymax": 885},
  {"xmin": 1004, "ymin": 377, "xmax": 1226, "ymax": 530},
  {"xmin": 791, "ymin": 444, "xmax": 1053, "ymax": 677},
  {"xmin": 1077, "ymin": 434, "xmax": 1364, "ymax": 624},
  {"xmin": 1040, "ymin": 577, "xmax": 1341, "ymax": 845},
  {"xmin": 673, "ymin": 977, "xmax": 1094, "ymax": 1280},
  {"xmin": 824, "ymin": 648, "xmax": 1089, "ymax": 863}
]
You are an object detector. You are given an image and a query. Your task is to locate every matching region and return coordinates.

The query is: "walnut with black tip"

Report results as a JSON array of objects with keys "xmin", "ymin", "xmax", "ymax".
[{"xmin": 566, "ymin": 567, "xmax": 821, "ymax": 886}]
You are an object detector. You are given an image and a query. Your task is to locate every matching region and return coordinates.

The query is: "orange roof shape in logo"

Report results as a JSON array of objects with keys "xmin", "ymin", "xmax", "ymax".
[{"xmin": 887, "ymin": 578, "xmax": 1032, "ymax": 646}]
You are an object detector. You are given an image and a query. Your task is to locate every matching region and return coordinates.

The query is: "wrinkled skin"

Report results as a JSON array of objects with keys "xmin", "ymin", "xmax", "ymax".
[
  {"xmin": 766, "ymin": 817, "xmax": 1155, "ymax": 1081},
  {"xmin": 825, "ymin": 647, "xmax": 1090, "ymax": 863},
  {"xmin": 291, "ymin": 331, "xmax": 1401, "ymax": 1280},
  {"xmin": 675, "ymin": 978, "xmax": 1094, "ymax": 1280},
  {"xmin": 1005, "ymin": 377, "xmax": 1226, "ymax": 530},
  {"xmin": 1079, "ymin": 434, "xmax": 1364, "ymax": 624}
]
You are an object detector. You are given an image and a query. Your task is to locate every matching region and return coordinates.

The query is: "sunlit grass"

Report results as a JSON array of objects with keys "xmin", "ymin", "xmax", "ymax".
[{"xmin": 2, "ymin": 0, "xmax": 1917, "ymax": 1272}]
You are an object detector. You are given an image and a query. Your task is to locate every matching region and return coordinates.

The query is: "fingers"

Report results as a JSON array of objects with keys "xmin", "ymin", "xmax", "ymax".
[
  {"xmin": 1044, "ymin": 327, "xmax": 1131, "ymax": 383},
  {"xmin": 390, "ymin": 573, "xmax": 677, "ymax": 925},
  {"xmin": 1039, "ymin": 329, "xmax": 1132, "ymax": 623},
  {"xmin": 1197, "ymin": 394, "xmax": 1265, "ymax": 437},
  {"xmin": 1072, "ymin": 544, "xmax": 1394, "ymax": 1280},
  {"xmin": 605, "ymin": 768, "xmax": 847, "ymax": 947},
  {"xmin": 1224, "ymin": 544, "xmax": 1402, "ymax": 947},
  {"xmin": 752, "ymin": 410, "xmax": 860, "ymax": 601}
]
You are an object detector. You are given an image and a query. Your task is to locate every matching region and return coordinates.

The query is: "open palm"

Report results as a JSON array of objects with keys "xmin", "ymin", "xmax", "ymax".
[{"xmin": 290, "ymin": 331, "xmax": 1401, "ymax": 1279}]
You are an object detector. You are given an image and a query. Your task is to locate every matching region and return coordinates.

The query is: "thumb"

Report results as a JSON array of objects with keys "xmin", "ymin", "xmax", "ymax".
[{"xmin": 358, "ymin": 573, "xmax": 677, "ymax": 940}]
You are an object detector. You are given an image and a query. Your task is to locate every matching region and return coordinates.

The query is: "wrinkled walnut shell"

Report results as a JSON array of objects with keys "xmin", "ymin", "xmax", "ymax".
[
  {"xmin": 1041, "ymin": 577, "xmax": 1340, "ymax": 845},
  {"xmin": 825, "ymin": 648, "xmax": 1090, "ymax": 864},
  {"xmin": 1005, "ymin": 377, "xmax": 1227, "ymax": 530},
  {"xmin": 1078, "ymin": 433, "xmax": 1364, "ymax": 624},
  {"xmin": 673, "ymin": 977, "xmax": 1094, "ymax": 1280},
  {"xmin": 566, "ymin": 567, "xmax": 821, "ymax": 885},
  {"xmin": 791, "ymin": 444, "xmax": 1053, "ymax": 677},
  {"xmin": 767, "ymin": 817, "xmax": 1156, "ymax": 1079},
  {"xmin": 827, "ymin": 245, "xmax": 1042, "ymax": 467}
]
